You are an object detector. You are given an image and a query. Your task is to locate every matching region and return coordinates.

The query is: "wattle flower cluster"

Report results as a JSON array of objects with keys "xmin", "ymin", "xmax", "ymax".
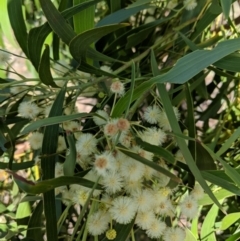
[
  {"xmin": 14, "ymin": 66, "xmax": 203, "ymax": 240},
  {"xmin": 37, "ymin": 108, "xmax": 202, "ymax": 239}
]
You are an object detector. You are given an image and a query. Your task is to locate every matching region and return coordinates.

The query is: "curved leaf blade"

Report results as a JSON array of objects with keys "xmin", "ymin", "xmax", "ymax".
[
  {"xmin": 7, "ymin": 170, "xmax": 102, "ymax": 195},
  {"xmin": 41, "ymin": 87, "xmax": 66, "ymax": 241},
  {"xmin": 26, "ymin": 201, "xmax": 43, "ymax": 241},
  {"xmin": 214, "ymin": 53, "xmax": 240, "ymax": 72},
  {"xmin": 69, "ymin": 24, "xmax": 128, "ymax": 61},
  {"xmin": 38, "ymin": 45, "xmax": 59, "ymax": 88},
  {"xmin": 21, "ymin": 113, "xmax": 92, "ymax": 135},
  {"xmin": 220, "ymin": 212, "xmax": 240, "ymax": 231},
  {"xmin": 201, "ymin": 203, "xmax": 220, "ymax": 241},
  {"xmin": 28, "ymin": 0, "xmax": 101, "ymax": 70},
  {"xmin": 7, "ymin": 0, "xmax": 29, "ymax": 57},
  {"xmin": 151, "ymin": 38, "xmax": 240, "ymax": 84},
  {"xmin": 135, "ymin": 137, "xmax": 175, "ymax": 164},
  {"xmin": 118, "ymin": 145, "xmax": 181, "ymax": 183},
  {"xmin": 28, "ymin": 25, "xmax": 50, "ymax": 70},
  {"xmin": 39, "ymin": 0, "xmax": 76, "ymax": 45},
  {"xmin": 220, "ymin": 0, "xmax": 232, "ymax": 19},
  {"xmin": 97, "ymin": 4, "xmax": 146, "ymax": 27},
  {"xmin": 0, "ymin": 161, "xmax": 34, "ymax": 170}
]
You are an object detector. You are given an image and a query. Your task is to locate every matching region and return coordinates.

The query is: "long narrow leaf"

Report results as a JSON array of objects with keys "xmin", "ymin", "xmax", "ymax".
[
  {"xmin": 135, "ymin": 137, "xmax": 175, "ymax": 164},
  {"xmin": 28, "ymin": 0, "xmax": 101, "ymax": 70},
  {"xmin": 21, "ymin": 113, "xmax": 92, "ymax": 135},
  {"xmin": 199, "ymin": 189, "xmax": 235, "ymax": 206},
  {"xmin": 97, "ymin": 4, "xmax": 146, "ymax": 27},
  {"xmin": 26, "ymin": 201, "xmax": 43, "ymax": 241},
  {"xmin": 151, "ymin": 38, "xmax": 240, "ymax": 84},
  {"xmin": 7, "ymin": 170, "xmax": 102, "ymax": 195},
  {"xmin": 7, "ymin": 0, "xmax": 29, "ymax": 57},
  {"xmin": 73, "ymin": 0, "xmax": 94, "ymax": 34},
  {"xmin": 39, "ymin": 0, "xmax": 76, "ymax": 45},
  {"xmin": 70, "ymin": 178, "xmax": 100, "ymax": 241},
  {"xmin": 0, "ymin": 161, "xmax": 34, "ymax": 170},
  {"xmin": 201, "ymin": 171, "xmax": 240, "ymax": 195},
  {"xmin": 202, "ymin": 144, "xmax": 240, "ymax": 187},
  {"xmin": 69, "ymin": 24, "xmax": 128, "ymax": 61},
  {"xmin": 220, "ymin": 0, "xmax": 232, "ymax": 19},
  {"xmin": 38, "ymin": 45, "xmax": 59, "ymax": 88},
  {"xmin": 216, "ymin": 127, "xmax": 240, "ymax": 156},
  {"xmin": 201, "ymin": 203, "xmax": 220, "ymax": 241},
  {"xmin": 118, "ymin": 145, "xmax": 181, "ymax": 183},
  {"xmin": 124, "ymin": 62, "xmax": 135, "ymax": 118},
  {"xmin": 41, "ymin": 87, "xmax": 66, "ymax": 241},
  {"xmin": 150, "ymin": 50, "xmax": 223, "ymax": 210}
]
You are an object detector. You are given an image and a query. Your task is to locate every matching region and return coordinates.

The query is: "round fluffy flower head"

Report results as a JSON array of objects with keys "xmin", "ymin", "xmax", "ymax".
[
  {"xmin": 124, "ymin": 178, "xmax": 142, "ymax": 194},
  {"xmin": 132, "ymin": 145, "xmax": 153, "ymax": 161},
  {"xmin": 139, "ymin": 127, "xmax": 166, "ymax": 146},
  {"xmin": 163, "ymin": 227, "xmax": 186, "ymax": 241},
  {"xmin": 144, "ymin": 105, "xmax": 161, "ymax": 124},
  {"xmin": 18, "ymin": 101, "xmax": 40, "ymax": 119},
  {"xmin": 121, "ymin": 158, "xmax": 145, "ymax": 181},
  {"xmin": 88, "ymin": 211, "xmax": 110, "ymax": 236},
  {"xmin": 109, "ymin": 196, "xmax": 137, "ymax": 224},
  {"xmin": 151, "ymin": 186, "xmax": 171, "ymax": 205},
  {"xmin": 117, "ymin": 118, "xmax": 130, "ymax": 132},
  {"xmin": 184, "ymin": 0, "xmax": 197, "ymax": 11},
  {"xmin": 93, "ymin": 110, "xmax": 109, "ymax": 126},
  {"xmin": 158, "ymin": 187, "xmax": 172, "ymax": 198},
  {"xmin": 104, "ymin": 119, "xmax": 119, "ymax": 137},
  {"xmin": 72, "ymin": 188, "xmax": 90, "ymax": 206},
  {"xmin": 154, "ymin": 198, "xmax": 174, "ymax": 217},
  {"xmin": 28, "ymin": 132, "xmax": 43, "ymax": 150},
  {"xmin": 110, "ymin": 80, "xmax": 125, "ymax": 96},
  {"xmin": 61, "ymin": 189, "xmax": 73, "ymax": 206},
  {"xmin": 0, "ymin": 50, "xmax": 11, "ymax": 64},
  {"xmin": 179, "ymin": 195, "xmax": 199, "ymax": 220},
  {"xmin": 191, "ymin": 183, "xmax": 204, "ymax": 200},
  {"xmin": 135, "ymin": 211, "xmax": 155, "ymax": 230},
  {"xmin": 132, "ymin": 189, "xmax": 154, "ymax": 212},
  {"xmin": 102, "ymin": 172, "xmax": 123, "ymax": 194},
  {"xmin": 158, "ymin": 107, "xmax": 180, "ymax": 131},
  {"xmin": 119, "ymin": 131, "xmax": 132, "ymax": 147},
  {"xmin": 94, "ymin": 152, "xmax": 115, "ymax": 176},
  {"xmin": 67, "ymin": 121, "xmax": 79, "ymax": 132},
  {"xmin": 106, "ymin": 229, "xmax": 117, "ymax": 240},
  {"xmin": 146, "ymin": 218, "xmax": 166, "ymax": 239},
  {"xmin": 76, "ymin": 133, "xmax": 97, "ymax": 156}
]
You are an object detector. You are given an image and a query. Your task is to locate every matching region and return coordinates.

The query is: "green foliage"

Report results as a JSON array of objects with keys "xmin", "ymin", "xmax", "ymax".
[{"xmin": 1, "ymin": 0, "xmax": 240, "ymax": 240}]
